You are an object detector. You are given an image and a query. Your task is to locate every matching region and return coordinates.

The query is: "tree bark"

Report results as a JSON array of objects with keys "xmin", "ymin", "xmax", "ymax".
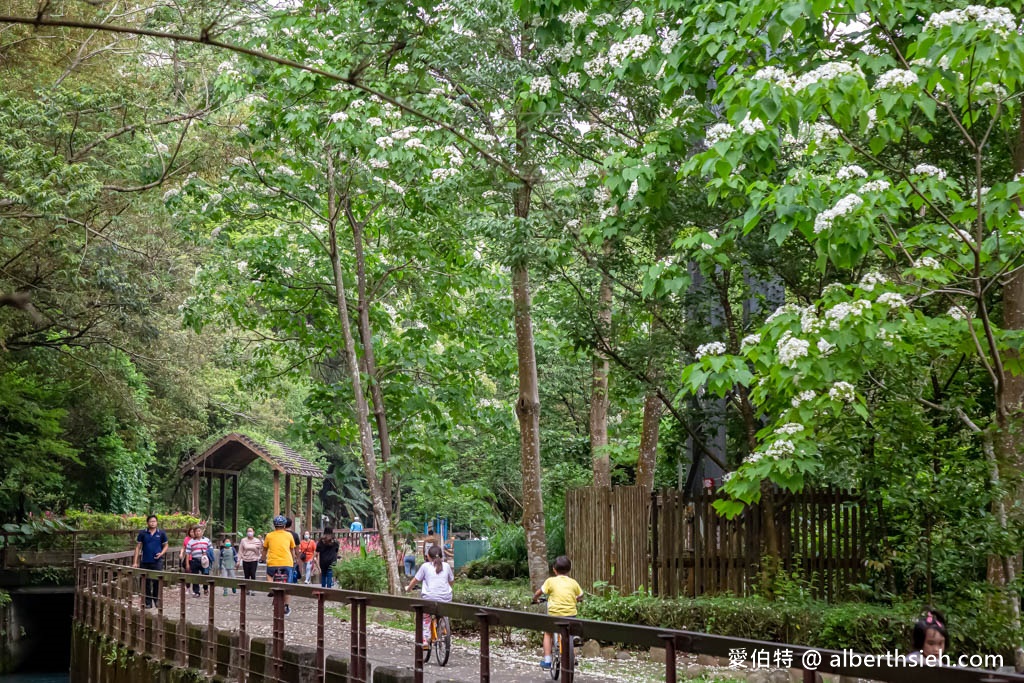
[
  {"xmin": 590, "ymin": 261, "xmax": 613, "ymax": 488},
  {"xmin": 636, "ymin": 387, "xmax": 661, "ymax": 490},
  {"xmin": 326, "ymin": 154, "xmax": 401, "ymax": 595},
  {"xmin": 345, "ymin": 201, "xmax": 394, "ymax": 514},
  {"xmin": 511, "ymin": 172, "xmax": 548, "ymax": 590}
]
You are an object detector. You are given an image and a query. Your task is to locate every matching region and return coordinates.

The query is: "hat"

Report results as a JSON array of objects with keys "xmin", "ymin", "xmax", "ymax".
[{"xmin": 273, "ymin": 515, "xmax": 287, "ymax": 527}]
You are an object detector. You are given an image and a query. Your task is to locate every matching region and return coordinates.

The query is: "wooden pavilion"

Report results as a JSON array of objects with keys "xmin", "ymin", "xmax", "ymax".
[{"xmin": 180, "ymin": 433, "xmax": 325, "ymax": 535}]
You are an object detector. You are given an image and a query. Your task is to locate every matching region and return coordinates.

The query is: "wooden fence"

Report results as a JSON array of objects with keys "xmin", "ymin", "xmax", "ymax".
[{"xmin": 567, "ymin": 486, "xmax": 877, "ymax": 601}]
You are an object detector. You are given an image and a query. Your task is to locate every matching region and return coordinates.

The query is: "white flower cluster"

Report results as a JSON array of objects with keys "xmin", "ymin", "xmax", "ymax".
[
  {"xmin": 621, "ymin": 7, "xmax": 645, "ymax": 27},
  {"xmin": 162, "ymin": 188, "xmax": 179, "ymax": 202},
  {"xmin": 924, "ymin": 5, "xmax": 1018, "ymax": 37},
  {"xmin": 431, "ymin": 167, "xmax": 457, "ymax": 181},
  {"xmin": 660, "ymin": 31, "xmax": 680, "ymax": 55},
  {"xmin": 764, "ymin": 439, "xmax": 796, "ymax": 459},
  {"xmin": 391, "ymin": 125, "xmax": 419, "ymax": 140},
  {"xmin": 948, "ymin": 306, "xmax": 967, "ymax": 321},
  {"xmin": 914, "ymin": 256, "xmax": 941, "ymax": 269},
  {"xmin": 741, "ymin": 333, "xmax": 761, "ymax": 349},
  {"xmin": 753, "ymin": 66, "xmax": 792, "ymax": 88},
  {"xmin": 386, "ymin": 179, "xmax": 405, "ymax": 195},
  {"xmin": 828, "ymin": 381, "xmax": 857, "ymax": 402},
  {"xmin": 814, "ymin": 194, "xmax": 864, "ymax": 234},
  {"xmin": 330, "ymin": 111, "xmax": 348, "ymax": 123},
  {"xmin": 706, "ymin": 123, "xmax": 735, "ymax": 145},
  {"xmin": 393, "ymin": 64, "xmax": 409, "ymax": 74},
  {"xmin": 738, "ymin": 114, "xmax": 766, "ymax": 135},
  {"xmin": 910, "ymin": 164, "xmax": 947, "ymax": 180},
  {"xmin": 822, "ymin": 283, "xmax": 846, "ymax": 295},
  {"xmin": 775, "ymin": 423, "xmax": 804, "ymax": 435},
  {"xmin": 874, "ymin": 69, "xmax": 918, "ymax": 90},
  {"xmin": 366, "ymin": 117, "xmax": 383, "ymax": 127},
  {"xmin": 812, "ymin": 122, "xmax": 841, "ymax": 143},
  {"xmin": 404, "ymin": 137, "xmax": 426, "ymax": 150},
  {"xmin": 792, "ymin": 61, "xmax": 864, "ymax": 91},
  {"xmin": 155, "ymin": 142, "xmax": 169, "ymax": 155},
  {"xmin": 825, "ymin": 299, "xmax": 871, "ymax": 329},
  {"xmin": 859, "ymin": 272, "xmax": 888, "ymax": 292},
  {"xmin": 593, "ymin": 13, "xmax": 613, "ymax": 26},
  {"xmin": 976, "ymin": 81, "xmax": 1008, "ymax": 100},
  {"xmin": 766, "ymin": 303, "xmax": 802, "ymax": 323},
  {"xmin": 696, "ymin": 341, "xmax": 727, "ymax": 359},
  {"xmin": 876, "ymin": 327, "xmax": 896, "ymax": 347},
  {"xmin": 530, "ymin": 76, "xmax": 552, "ymax": 96},
  {"xmin": 777, "ymin": 331, "xmax": 810, "ymax": 368},
  {"xmin": 836, "ymin": 165, "xmax": 868, "ymax": 180},
  {"xmin": 876, "ymin": 292, "xmax": 907, "ymax": 309},
  {"xmin": 817, "ymin": 338, "xmax": 836, "ymax": 355},
  {"xmin": 564, "ymin": 72, "xmax": 581, "ymax": 88},
  {"xmin": 275, "ymin": 165, "xmax": 296, "ymax": 177},
  {"xmin": 792, "ymin": 390, "xmax": 817, "ymax": 407},
  {"xmin": 584, "ymin": 55, "xmax": 608, "ymax": 77},
  {"xmin": 369, "ymin": 158, "xmax": 389, "ymax": 169},
  {"xmin": 376, "ymin": 136, "xmax": 394, "ymax": 149},
  {"xmin": 861, "ymin": 179, "xmax": 891, "ymax": 193},
  {"xmin": 561, "ymin": 10, "xmax": 587, "ymax": 29},
  {"xmin": 607, "ymin": 34, "xmax": 653, "ymax": 68},
  {"xmin": 627, "ymin": 180, "xmax": 640, "ymax": 202},
  {"xmin": 801, "ymin": 306, "xmax": 822, "ymax": 334}
]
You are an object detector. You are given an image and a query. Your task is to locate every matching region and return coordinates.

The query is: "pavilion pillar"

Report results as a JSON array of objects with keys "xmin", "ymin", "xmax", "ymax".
[
  {"xmin": 205, "ymin": 472, "xmax": 213, "ymax": 525},
  {"xmin": 219, "ymin": 474, "xmax": 227, "ymax": 536},
  {"xmin": 273, "ymin": 470, "xmax": 281, "ymax": 517},
  {"xmin": 231, "ymin": 474, "xmax": 239, "ymax": 535},
  {"xmin": 305, "ymin": 477, "xmax": 314, "ymax": 533},
  {"xmin": 285, "ymin": 474, "xmax": 292, "ymax": 518},
  {"xmin": 191, "ymin": 471, "xmax": 199, "ymax": 515}
]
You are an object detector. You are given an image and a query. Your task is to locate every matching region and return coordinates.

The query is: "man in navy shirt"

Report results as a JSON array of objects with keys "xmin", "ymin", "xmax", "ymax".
[{"xmin": 133, "ymin": 514, "xmax": 169, "ymax": 608}]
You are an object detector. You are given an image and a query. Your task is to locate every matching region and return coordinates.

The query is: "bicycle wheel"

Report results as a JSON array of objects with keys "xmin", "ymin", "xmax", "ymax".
[
  {"xmin": 550, "ymin": 633, "xmax": 561, "ymax": 680},
  {"xmin": 434, "ymin": 616, "xmax": 452, "ymax": 666},
  {"xmin": 423, "ymin": 618, "xmax": 433, "ymax": 663}
]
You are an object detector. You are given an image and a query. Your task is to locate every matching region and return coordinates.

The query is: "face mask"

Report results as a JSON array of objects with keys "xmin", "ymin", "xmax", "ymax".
[
  {"xmin": 247, "ymin": 531, "xmax": 254, "ymax": 538},
  {"xmin": 224, "ymin": 542, "xmax": 231, "ymax": 548},
  {"xmin": 304, "ymin": 534, "xmax": 310, "ymax": 539}
]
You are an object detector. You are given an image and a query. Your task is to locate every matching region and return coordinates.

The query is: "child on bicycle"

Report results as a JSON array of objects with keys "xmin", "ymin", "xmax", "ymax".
[
  {"xmin": 532, "ymin": 555, "xmax": 583, "ymax": 670},
  {"xmin": 406, "ymin": 545, "xmax": 454, "ymax": 648}
]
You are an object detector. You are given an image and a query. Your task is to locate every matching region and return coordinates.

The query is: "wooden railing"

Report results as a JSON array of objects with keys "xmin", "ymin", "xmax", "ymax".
[
  {"xmin": 73, "ymin": 550, "xmax": 1024, "ymax": 683},
  {"xmin": 0, "ymin": 528, "xmax": 189, "ymax": 570}
]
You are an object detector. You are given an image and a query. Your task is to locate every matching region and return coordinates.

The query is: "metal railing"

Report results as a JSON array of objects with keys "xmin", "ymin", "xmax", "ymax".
[
  {"xmin": 1, "ymin": 528, "xmax": 191, "ymax": 570},
  {"xmin": 73, "ymin": 550, "xmax": 1024, "ymax": 683}
]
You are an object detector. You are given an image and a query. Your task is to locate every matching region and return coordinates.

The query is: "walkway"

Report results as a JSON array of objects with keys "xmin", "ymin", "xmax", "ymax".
[{"xmin": 180, "ymin": 587, "xmax": 667, "ymax": 682}]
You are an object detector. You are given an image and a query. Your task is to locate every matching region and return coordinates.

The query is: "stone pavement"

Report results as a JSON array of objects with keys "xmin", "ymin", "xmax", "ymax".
[{"xmin": 179, "ymin": 586, "xmax": 668, "ymax": 682}]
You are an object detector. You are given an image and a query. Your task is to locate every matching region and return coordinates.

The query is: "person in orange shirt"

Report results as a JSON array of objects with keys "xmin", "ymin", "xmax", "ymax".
[{"xmin": 299, "ymin": 532, "xmax": 317, "ymax": 584}]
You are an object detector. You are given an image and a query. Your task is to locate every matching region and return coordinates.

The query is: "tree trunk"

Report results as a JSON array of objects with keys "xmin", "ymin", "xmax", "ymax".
[
  {"xmin": 637, "ymin": 387, "xmax": 661, "ymax": 490},
  {"xmin": 326, "ymin": 155, "xmax": 401, "ymax": 595},
  {"xmin": 511, "ymin": 176, "xmax": 548, "ymax": 591},
  {"xmin": 345, "ymin": 201, "xmax": 394, "ymax": 514},
  {"xmin": 590, "ymin": 263, "xmax": 613, "ymax": 488}
]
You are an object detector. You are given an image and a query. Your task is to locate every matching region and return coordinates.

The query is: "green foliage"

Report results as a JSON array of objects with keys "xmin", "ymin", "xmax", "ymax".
[
  {"xmin": 462, "ymin": 557, "xmax": 526, "ymax": 580},
  {"xmin": 63, "ymin": 511, "xmax": 199, "ymax": 531},
  {"xmin": 335, "ymin": 546, "xmax": 387, "ymax": 593}
]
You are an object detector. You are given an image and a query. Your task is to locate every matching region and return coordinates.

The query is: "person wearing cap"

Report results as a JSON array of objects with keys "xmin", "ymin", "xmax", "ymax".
[
  {"xmin": 261, "ymin": 515, "xmax": 297, "ymax": 615},
  {"xmin": 349, "ymin": 516, "xmax": 363, "ymax": 532}
]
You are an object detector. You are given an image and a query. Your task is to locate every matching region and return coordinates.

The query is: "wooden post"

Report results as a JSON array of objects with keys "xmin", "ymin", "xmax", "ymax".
[
  {"xmin": 232, "ymin": 474, "xmax": 239, "ymax": 535},
  {"xmin": 306, "ymin": 477, "xmax": 314, "ymax": 532},
  {"xmin": 191, "ymin": 471, "xmax": 200, "ymax": 515},
  {"xmin": 285, "ymin": 473, "xmax": 292, "ymax": 518},
  {"xmin": 205, "ymin": 472, "xmax": 213, "ymax": 525},
  {"xmin": 273, "ymin": 470, "xmax": 281, "ymax": 516},
  {"xmin": 219, "ymin": 473, "xmax": 227, "ymax": 536}
]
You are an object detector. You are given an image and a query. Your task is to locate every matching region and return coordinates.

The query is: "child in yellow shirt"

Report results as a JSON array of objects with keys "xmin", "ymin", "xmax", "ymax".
[{"xmin": 532, "ymin": 555, "xmax": 583, "ymax": 669}]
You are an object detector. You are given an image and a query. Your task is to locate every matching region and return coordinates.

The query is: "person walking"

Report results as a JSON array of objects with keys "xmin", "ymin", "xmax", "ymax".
[
  {"xmin": 403, "ymin": 539, "xmax": 417, "ymax": 578},
  {"xmin": 315, "ymin": 527, "xmax": 340, "ymax": 588},
  {"xmin": 285, "ymin": 518, "xmax": 301, "ymax": 584},
  {"xmin": 182, "ymin": 525, "xmax": 212, "ymax": 597},
  {"xmin": 261, "ymin": 515, "xmax": 297, "ymax": 616},
  {"xmin": 132, "ymin": 514, "xmax": 168, "ymax": 608},
  {"xmin": 218, "ymin": 536, "xmax": 238, "ymax": 596},
  {"xmin": 238, "ymin": 527, "xmax": 262, "ymax": 595},
  {"xmin": 349, "ymin": 516, "xmax": 363, "ymax": 532},
  {"xmin": 299, "ymin": 532, "xmax": 317, "ymax": 584}
]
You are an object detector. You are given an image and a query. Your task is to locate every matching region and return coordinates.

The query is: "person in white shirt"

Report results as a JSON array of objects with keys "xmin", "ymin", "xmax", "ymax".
[{"xmin": 405, "ymin": 545, "xmax": 454, "ymax": 647}]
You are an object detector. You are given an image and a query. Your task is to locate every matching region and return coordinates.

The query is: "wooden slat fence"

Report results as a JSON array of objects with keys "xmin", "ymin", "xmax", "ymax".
[
  {"xmin": 565, "ymin": 486, "xmax": 648, "ymax": 594},
  {"xmin": 568, "ymin": 486, "xmax": 876, "ymax": 601}
]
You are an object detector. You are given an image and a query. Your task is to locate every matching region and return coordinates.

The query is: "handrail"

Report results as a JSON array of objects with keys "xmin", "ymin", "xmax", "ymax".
[{"xmin": 73, "ymin": 553, "xmax": 1024, "ymax": 683}]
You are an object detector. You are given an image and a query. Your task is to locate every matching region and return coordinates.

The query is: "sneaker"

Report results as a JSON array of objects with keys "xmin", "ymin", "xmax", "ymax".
[
  {"xmin": 540, "ymin": 660, "xmax": 552, "ymax": 670},
  {"xmin": 284, "ymin": 605, "xmax": 291, "ymax": 616}
]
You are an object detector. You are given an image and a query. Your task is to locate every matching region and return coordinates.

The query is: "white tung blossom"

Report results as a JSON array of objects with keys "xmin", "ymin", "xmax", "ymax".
[
  {"xmin": 859, "ymin": 272, "xmax": 888, "ymax": 292},
  {"xmin": 764, "ymin": 439, "xmax": 796, "ymax": 460},
  {"xmin": 775, "ymin": 423, "xmax": 805, "ymax": 436},
  {"xmin": 874, "ymin": 69, "xmax": 918, "ymax": 90},
  {"xmin": 369, "ymin": 158, "xmax": 389, "ymax": 169},
  {"xmin": 814, "ymin": 194, "xmax": 864, "ymax": 234},
  {"xmin": 376, "ymin": 135, "xmax": 395, "ymax": 149},
  {"xmin": 817, "ymin": 338, "xmax": 836, "ymax": 355},
  {"xmin": 860, "ymin": 179, "xmax": 891, "ymax": 193},
  {"xmin": 924, "ymin": 5, "xmax": 1018, "ymax": 37},
  {"xmin": 801, "ymin": 307, "xmax": 823, "ymax": 334},
  {"xmin": 825, "ymin": 299, "xmax": 872, "ymax": 329},
  {"xmin": 530, "ymin": 76, "xmax": 552, "ymax": 96},
  {"xmin": 564, "ymin": 72, "xmax": 581, "ymax": 88},
  {"xmin": 910, "ymin": 164, "xmax": 947, "ymax": 180},
  {"xmin": 696, "ymin": 341, "xmax": 727, "ymax": 359},
  {"xmin": 836, "ymin": 165, "xmax": 868, "ymax": 180},
  {"xmin": 738, "ymin": 114, "xmax": 766, "ymax": 135},
  {"xmin": 792, "ymin": 62, "xmax": 865, "ymax": 91},
  {"xmin": 914, "ymin": 256, "xmax": 941, "ymax": 269},
  {"xmin": 792, "ymin": 390, "xmax": 817, "ymax": 408},
  {"xmin": 584, "ymin": 55, "xmax": 608, "ymax": 77},
  {"xmin": 877, "ymin": 292, "xmax": 907, "ymax": 309},
  {"xmin": 393, "ymin": 63, "xmax": 409, "ymax": 74},
  {"xmin": 948, "ymin": 306, "xmax": 968, "ymax": 321},
  {"xmin": 621, "ymin": 7, "xmax": 645, "ymax": 26},
  {"xmin": 561, "ymin": 10, "xmax": 587, "ymax": 29},
  {"xmin": 660, "ymin": 31, "xmax": 680, "ymax": 55},
  {"xmin": 431, "ymin": 167, "xmax": 457, "ymax": 181},
  {"xmin": 706, "ymin": 123, "xmax": 736, "ymax": 145},
  {"xmin": 777, "ymin": 332, "xmax": 810, "ymax": 368},
  {"xmin": 607, "ymin": 34, "xmax": 653, "ymax": 67},
  {"xmin": 828, "ymin": 381, "xmax": 857, "ymax": 403},
  {"xmin": 753, "ymin": 66, "xmax": 792, "ymax": 88},
  {"xmin": 330, "ymin": 111, "xmax": 348, "ymax": 123},
  {"xmin": 366, "ymin": 117, "xmax": 383, "ymax": 127},
  {"xmin": 741, "ymin": 333, "xmax": 761, "ymax": 349},
  {"xmin": 404, "ymin": 137, "xmax": 426, "ymax": 150},
  {"xmin": 766, "ymin": 303, "xmax": 802, "ymax": 323}
]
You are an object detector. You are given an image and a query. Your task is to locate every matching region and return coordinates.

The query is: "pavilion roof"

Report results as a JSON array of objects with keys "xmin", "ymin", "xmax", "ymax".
[{"xmin": 180, "ymin": 432, "xmax": 325, "ymax": 478}]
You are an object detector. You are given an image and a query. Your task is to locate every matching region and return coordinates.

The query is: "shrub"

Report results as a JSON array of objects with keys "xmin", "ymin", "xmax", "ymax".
[
  {"xmin": 486, "ymin": 524, "xmax": 527, "ymax": 565},
  {"xmin": 335, "ymin": 546, "xmax": 386, "ymax": 593},
  {"xmin": 63, "ymin": 510, "xmax": 199, "ymax": 531},
  {"xmin": 462, "ymin": 557, "xmax": 527, "ymax": 580}
]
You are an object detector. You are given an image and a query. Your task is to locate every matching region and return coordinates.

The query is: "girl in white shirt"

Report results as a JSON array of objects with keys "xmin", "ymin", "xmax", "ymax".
[{"xmin": 406, "ymin": 545, "xmax": 454, "ymax": 646}]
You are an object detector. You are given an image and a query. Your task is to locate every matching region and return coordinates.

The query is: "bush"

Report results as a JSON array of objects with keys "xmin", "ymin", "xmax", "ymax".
[
  {"xmin": 580, "ymin": 592, "xmax": 1017, "ymax": 657},
  {"xmin": 335, "ymin": 548, "xmax": 386, "ymax": 593},
  {"xmin": 486, "ymin": 524, "xmax": 527, "ymax": 565},
  {"xmin": 462, "ymin": 557, "xmax": 527, "ymax": 580},
  {"xmin": 63, "ymin": 510, "xmax": 199, "ymax": 531}
]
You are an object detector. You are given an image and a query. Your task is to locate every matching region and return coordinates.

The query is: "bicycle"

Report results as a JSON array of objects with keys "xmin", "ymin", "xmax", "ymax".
[
  {"xmin": 422, "ymin": 609, "xmax": 452, "ymax": 667},
  {"xmin": 533, "ymin": 595, "xmax": 577, "ymax": 680}
]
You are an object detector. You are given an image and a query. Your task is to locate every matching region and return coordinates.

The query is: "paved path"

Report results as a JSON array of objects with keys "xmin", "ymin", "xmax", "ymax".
[{"xmin": 180, "ymin": 587, "xmax": 668, "ymax": 682}]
